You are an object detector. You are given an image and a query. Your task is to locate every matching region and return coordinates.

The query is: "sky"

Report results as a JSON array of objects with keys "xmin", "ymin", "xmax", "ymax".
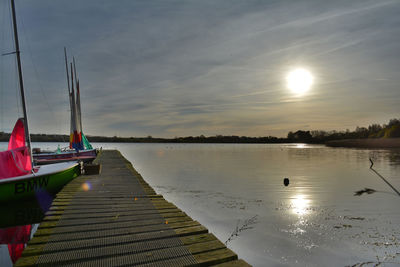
[{"xmin": 0, "ymin": 0, "xmax": 399, "ymax": 138}]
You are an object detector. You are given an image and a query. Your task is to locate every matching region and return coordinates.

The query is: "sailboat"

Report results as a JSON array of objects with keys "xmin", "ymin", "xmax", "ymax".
[
  {"xmin": 32, "ymin": 49, "xmax": 97, "ymax": 165},
  {"xmin": 0, "ymin": 0, "xmax": 80, "ymax": 202}
]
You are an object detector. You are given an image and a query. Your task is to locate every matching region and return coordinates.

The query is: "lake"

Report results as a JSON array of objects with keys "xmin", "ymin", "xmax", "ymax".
[{"xmin": 1, "ymin": 142, "xmax": 400, "ymax": 266}]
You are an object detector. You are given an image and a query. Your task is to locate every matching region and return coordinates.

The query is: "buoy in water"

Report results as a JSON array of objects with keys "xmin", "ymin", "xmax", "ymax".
[{"xmin": 283, "ymin": 178, "xmax": 289, "ymax": 186}]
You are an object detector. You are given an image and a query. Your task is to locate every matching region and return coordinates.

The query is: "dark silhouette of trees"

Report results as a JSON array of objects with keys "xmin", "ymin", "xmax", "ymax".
[
  {"xmin": 1, "ymin": 118, "xmax": 399, "ymax": 144},
  {"xmin": 287, "ymin": 130, "xmax": 312, "ymax": 142},
  {"xmin": 309, "ymin": 118, "xmax": 400, "ymax": 142}
]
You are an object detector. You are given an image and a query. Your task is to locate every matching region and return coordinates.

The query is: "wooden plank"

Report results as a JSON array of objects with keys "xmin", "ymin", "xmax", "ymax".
[
  {"xmin": 15, "ymin": 150, "xmax": 248, "ymax": 267},
  {"xmin": 21, "ymin": 225, "xmax": 214, "ymax": 258},
  {"xmin": 42, "ymin": 209, "xmax": 186, "ymax": 222},
  {"xmin": 45, "ymin": 207, "xmax": 180, "ymax": 216},
  {"xmin": 34, "ymin": 218, "xmax": 193, "ymax": 237},
  {"xmin": 187, "ymin": 240, "xmax": 227, "ymax": 254},
  {"xmin": 180, "ymin": 233, "xmax": 218, "ymax": 246},
  {"xmin": 193, "ymin": 248, "xmax": 238, "ymax": 265},
  {"xmin": 39, "ymin": 212, "xmax": 188, "ymax": 229},
  {"xmin": 213, "ymin": 259, "xmax": 252, "ymax": 267}
]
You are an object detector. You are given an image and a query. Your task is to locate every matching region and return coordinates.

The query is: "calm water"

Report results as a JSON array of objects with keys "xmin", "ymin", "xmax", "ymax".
[{"xmin": 1, "ymin": 142, "xmax": 400, "ymax": 266}]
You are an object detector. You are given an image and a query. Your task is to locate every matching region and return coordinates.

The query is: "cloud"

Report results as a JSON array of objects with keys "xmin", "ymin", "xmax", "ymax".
[{"xmin": 1, "ymin": 0, "xmax": 400, "ymax": 138}]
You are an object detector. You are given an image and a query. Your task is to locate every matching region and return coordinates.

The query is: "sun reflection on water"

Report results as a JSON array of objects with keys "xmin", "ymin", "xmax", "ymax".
[
  {"xmin": 290, "ymin": 194, "xmax": 311, "ymax": 215},
  {"xmin": 295, "ymin": 144, "xmax": 306, "ymax": 149}
]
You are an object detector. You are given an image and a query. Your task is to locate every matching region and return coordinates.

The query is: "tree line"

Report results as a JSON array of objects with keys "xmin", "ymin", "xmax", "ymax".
[
  {"xmin": 1, "ymin": 118, "xmax": 399, "ymax": 144},
  {"xmin": 287, "ymin": 118, "xmax": 400, "ymax": 143}
]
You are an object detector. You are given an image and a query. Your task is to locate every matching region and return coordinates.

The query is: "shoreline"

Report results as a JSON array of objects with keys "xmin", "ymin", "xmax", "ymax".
[
  {"xmin": 325, "ymin": 138, "xmax": 400, "ymax": 149},
  {"xmin": 2, "ymin": 139, "xmax": 400, "ymax": 149}
]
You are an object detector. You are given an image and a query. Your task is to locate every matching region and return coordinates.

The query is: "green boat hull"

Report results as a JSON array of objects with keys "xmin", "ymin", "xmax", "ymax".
[{"xmin": 0, "ymin": 164, "xmax": 80, "ymax": 203}]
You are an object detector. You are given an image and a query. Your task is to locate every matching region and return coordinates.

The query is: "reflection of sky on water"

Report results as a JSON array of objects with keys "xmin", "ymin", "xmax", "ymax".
[
  {"xmin": 106, "ymin": 142, "xmax": 400, "ymax": 267},
  {"xmin": 2, "ymin": 142, "xmax": 400, "ymax": 266}
]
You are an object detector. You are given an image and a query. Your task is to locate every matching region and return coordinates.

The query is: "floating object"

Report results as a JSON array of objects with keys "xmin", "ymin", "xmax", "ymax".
[
  {"xmin": 284, "ymin": 178, "xmax": 289, "ymax": 186},
  {"xmin": 354, "ymin": 188, "xmax": 376, "ymax": 196}
]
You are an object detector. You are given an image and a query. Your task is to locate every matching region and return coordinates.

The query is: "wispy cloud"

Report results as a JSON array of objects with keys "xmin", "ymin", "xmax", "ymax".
[{"xmin": 1, "ymin": 0, "xmax": 399, "ymax": 137}]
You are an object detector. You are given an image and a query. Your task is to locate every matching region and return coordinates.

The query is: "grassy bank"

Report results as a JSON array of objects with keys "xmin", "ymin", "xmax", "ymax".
[{"xmin": 326, "ymin": 138, "xmax": 400, "ymax": 149}]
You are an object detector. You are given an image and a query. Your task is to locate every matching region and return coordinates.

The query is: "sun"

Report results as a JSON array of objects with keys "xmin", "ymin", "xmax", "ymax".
[{"xmin": 286, "ymin": 68, "xmax": 313, "ymax": 95}]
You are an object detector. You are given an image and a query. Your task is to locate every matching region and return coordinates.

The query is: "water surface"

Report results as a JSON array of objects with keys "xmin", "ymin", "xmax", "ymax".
[
  {"xmin": 1, "ymin": 142, "xmax": 400, "ymax": 266},
  {"xmin": 105, "ymin": 143, "xmax": 400, "ymax": 267}
]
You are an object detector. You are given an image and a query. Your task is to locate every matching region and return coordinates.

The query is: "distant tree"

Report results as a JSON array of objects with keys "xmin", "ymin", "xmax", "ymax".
[
  {"xmin": 289, "ymin": 130, "xmax": 312, "ymax": 142},
  {"xmin": 388, "ymin": 119, "xmax": 400, "ymax": 127},
  {"xmin": 355, "ymin": 127, "xmax": 368, "ymax": 138},
  {"xmin": 287, "ymin": 131, "xmax": 294, "ymax": 140},
  {"xmin": 384, "ymin": 124, "xmax": 400, "ymax": 138},
  {"xmin": 368, "ymin": 124, "xmax": 383, "ymax": 138}
]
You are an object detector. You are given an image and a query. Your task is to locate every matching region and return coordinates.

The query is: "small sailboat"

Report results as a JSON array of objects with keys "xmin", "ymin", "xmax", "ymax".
[
  {"xmin": 0, "ymin": 0, "xmax": 80, "ymax": 202},
  {"xmin": 33, "ymin": 49, "xmax": 97, "ymax": 165}
]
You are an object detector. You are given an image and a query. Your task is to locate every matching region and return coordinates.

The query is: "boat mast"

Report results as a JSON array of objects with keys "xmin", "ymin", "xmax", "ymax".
[
  {"xmin": 10, "ymin": 0, "xmax": 33, "ymax": 170},
  {"xmin": 64, "ymin": 47, "xmax": 71, "ymax": 94},
  {"xmin": 65, "ymin": 48, "xmax": 74, "ymax": 148}
]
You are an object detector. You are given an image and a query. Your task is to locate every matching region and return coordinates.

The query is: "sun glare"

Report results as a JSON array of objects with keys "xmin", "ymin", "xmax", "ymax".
[
  {"xmin": 291, "ymin": 194, "xmax": 311, "ymax": 215},
  {"xmin": 286, "ymin": 68, "xmax": 313, "ymax": 95}
]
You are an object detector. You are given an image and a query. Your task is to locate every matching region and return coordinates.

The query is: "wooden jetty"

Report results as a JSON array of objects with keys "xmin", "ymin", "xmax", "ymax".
[{"xmin": 15, "ymin": 150, "xmax": 250, "ymax": 266}]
